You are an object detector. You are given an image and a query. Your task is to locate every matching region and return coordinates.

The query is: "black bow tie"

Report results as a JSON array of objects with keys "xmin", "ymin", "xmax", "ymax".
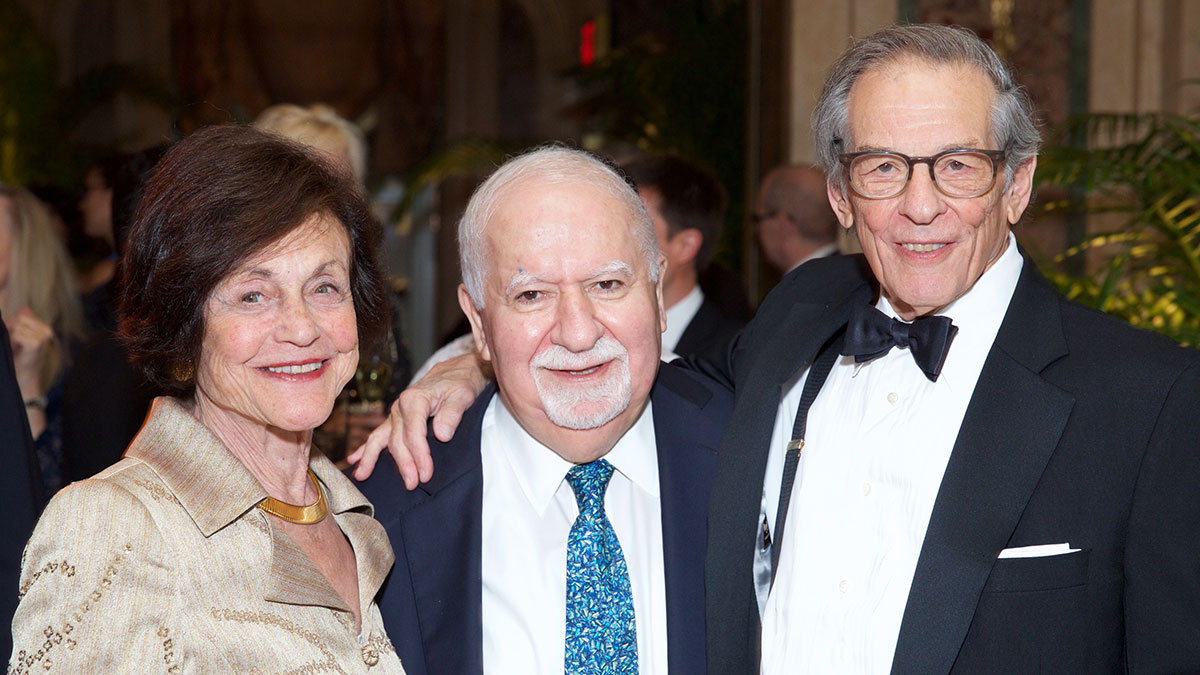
[{"xmin": 840, "ymin": 304, "xmax": 958, "ymax": 381}]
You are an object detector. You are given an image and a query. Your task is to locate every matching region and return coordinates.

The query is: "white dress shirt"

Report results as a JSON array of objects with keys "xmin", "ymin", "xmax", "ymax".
[
  {"xmin": 759, "ymin": 233, "xmax": 1023, "ymax": 674},
  {"xmin": 662, "ymin": 285, "xmax": 704, "ymax": 354},
  {"xmin": 480, "ymin": 394, "xmax": 668, "ymax": 675}
]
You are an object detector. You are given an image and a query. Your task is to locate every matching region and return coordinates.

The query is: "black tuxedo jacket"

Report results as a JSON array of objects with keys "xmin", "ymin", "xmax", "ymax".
[
  {"xmin": 358, "ymin": 363, "xmax": 732, "ymax": 675},
  {"xmin": 700, "ymin": 253, "xmax": 1200, "ymax": 674},
  {"xmin": 674, "ymin": 296, "xmax": 745, "ymax": 360}
]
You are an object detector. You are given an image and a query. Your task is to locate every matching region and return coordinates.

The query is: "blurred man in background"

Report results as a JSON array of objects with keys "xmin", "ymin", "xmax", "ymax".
[
  {"xmin": 753, "ymin": 163, "xmax": 839, "ymax": 275},
  {"xmin": 622, "ymin": 153, "xmax": 746, "ymax": 358}
]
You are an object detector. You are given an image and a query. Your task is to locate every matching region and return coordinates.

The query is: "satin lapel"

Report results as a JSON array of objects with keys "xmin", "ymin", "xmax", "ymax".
[
  {"xmin": 654, "ymin": 369, "xmax": 721, "ymax": 674},
  {"xmin": 891, "ymin": 263, "xmax": 1076, "ymax": 675},
  {"xmin": 399, "ymin": 388, "xmax": 491, "ymax": 675},
  {"xmin": 706, "ymin": 284, "xmax": 870, "ymax": 673},
  {"xmin": 710, "ymin": 288, "xmax": 868, "ymax": 539}
]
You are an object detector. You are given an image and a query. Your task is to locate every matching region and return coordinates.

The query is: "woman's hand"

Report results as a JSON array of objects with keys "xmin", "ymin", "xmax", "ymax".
[
  {"xmin": 7, "ymin": 307, "xmax": 53, "ymax": 400},
  {"xmin": 7, "ymin": 307, "xmax": 54, "ymax": 439}
]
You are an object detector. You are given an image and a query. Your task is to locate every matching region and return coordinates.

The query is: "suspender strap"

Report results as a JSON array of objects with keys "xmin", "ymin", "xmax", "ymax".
[{"xmin": 769, "ymin": 334, "xmax": 843, "ymax": 584}]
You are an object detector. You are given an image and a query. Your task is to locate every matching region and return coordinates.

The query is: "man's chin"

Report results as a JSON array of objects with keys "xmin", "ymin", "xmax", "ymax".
[{"xmin": 544, "ymin": 401, "xmax": 627, "ymax": 431}]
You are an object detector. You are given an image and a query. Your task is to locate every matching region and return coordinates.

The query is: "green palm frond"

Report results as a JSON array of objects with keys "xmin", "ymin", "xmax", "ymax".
[{"xmin": 1036, "ymin": 112, "xmax": 1200, "ymax": 346}]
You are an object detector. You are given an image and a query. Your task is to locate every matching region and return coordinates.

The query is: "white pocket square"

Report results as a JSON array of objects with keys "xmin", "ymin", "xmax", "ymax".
[{"xmin": 998, "ymin": 543, "xmax": 1080, "ymax": 559}]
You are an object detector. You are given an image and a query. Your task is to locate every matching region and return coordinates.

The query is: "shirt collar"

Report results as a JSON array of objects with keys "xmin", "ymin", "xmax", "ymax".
[
  {"xmin": 486, "ymin": 393, "xmax": 660, "ymax": 516},
  {"xmin": 663, "ymin": 285, "xmax": 705, "ymax": 352},
  {"xmin": 125, "ymin": 397, "xmax": 376, "ymax": 537}
]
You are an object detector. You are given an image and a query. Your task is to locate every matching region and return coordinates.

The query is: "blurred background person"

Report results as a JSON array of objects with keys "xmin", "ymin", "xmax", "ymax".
[
  {"xmin": 0, "ymin": 317, "xmax": 45, "ymax": 664},
  {"xmin": 255, "ymin": 103, "xmax": 368, "ymax": 187},
  {"xmin": 77, "ymin": 156, "xmax": 122, "ymax": 295},
  {"xmin": 62, "ymin": 145, "xmax": 169, "ymax": 482},
  {"xmin": 0, "ymin": 184, "xmax": 86, "ymax": 498},
  {"xmin": 622, "ymin": 152, "xmax": 747, "ymax": 358},
  {"xmin": 10, "ymin": 125, "xmax": 404, "ymax": 671},
  {"xmin": 256, "ymin": 102, "xmax": 411, "ymax": 458},
  {"xmin": 753, "ymin": 164, "xmax": 840, "ymax": 275}
]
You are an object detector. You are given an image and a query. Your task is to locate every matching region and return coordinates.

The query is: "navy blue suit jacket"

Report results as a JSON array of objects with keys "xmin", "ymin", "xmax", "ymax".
[
  {"xmin": 674, "ymin": 296, "xmax": 745, "ymax": 360},
  {"xmin": 358, "ymin": 363, "xmax": 732, "ymax": 675}
]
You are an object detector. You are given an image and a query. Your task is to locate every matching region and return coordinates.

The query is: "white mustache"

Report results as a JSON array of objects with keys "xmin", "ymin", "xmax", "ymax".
[{"xmin": 530, "ymin": 336, "xmax": 628, "ymax": 371}]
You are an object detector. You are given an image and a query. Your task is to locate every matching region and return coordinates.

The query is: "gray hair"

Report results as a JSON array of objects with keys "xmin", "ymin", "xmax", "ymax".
[
  {"xmin": 812, "ymin": 23, "xmax": 1041, "ymax": 192},
  {"xmin": 458, "ymin": 145, "xmax": 660, "ymax": 309}
]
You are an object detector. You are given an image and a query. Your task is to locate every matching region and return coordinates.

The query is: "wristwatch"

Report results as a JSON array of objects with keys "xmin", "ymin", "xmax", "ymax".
[{"xmin": 23, "ymin": 396, "xmax": 48, "ymax": 411}]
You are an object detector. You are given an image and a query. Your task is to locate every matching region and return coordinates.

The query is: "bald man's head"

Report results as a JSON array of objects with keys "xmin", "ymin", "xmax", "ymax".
[{"xmin": 754, "ymin": 164, "xmax": 839, "ymax": 272}]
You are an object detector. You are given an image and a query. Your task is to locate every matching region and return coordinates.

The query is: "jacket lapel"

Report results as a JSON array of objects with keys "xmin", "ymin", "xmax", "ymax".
[
  {"xmin": 706, "ymin": 280, "xmax": 872, "ymax": 673},
  {"xmin": 653, "ymin": 367, "xmax": 721, "ymax": 673},
  {"xmin": 399, "ymin": 387, "xmax": 493, "ymax": 675},
  {"xmin": 890, "ymin": 261, "xmax": 1076, "ymax": 675}
]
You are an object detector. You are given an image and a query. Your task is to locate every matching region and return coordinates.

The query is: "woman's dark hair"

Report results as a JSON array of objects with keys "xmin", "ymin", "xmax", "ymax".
[{"xmin": 119, "ymin": 125, "xmax": 389, "ymax": 395}]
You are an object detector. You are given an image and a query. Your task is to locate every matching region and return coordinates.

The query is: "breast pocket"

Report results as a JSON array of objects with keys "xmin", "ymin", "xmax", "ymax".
[
  {"xmin": 983, "ymin": 548, "xmax": 1090, "ymax": 593},
  {"xmin": 954, "ymin": 549, "xmax": 1093, "ymax": 673}
]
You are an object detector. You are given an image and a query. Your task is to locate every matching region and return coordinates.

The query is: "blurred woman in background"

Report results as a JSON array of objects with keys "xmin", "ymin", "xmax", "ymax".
[
  {"xmin": 0, "ymin": 184, "xmax": 85, "ymax": 496},
  {"xmin": 256, "ymin": 103, "xmax": 368, "ymax": 187}
]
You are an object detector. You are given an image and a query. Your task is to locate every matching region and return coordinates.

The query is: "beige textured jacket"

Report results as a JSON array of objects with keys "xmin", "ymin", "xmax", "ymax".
[{"xmin": 9, "ymin": 397, "xmax": 405, "ymax": 674}]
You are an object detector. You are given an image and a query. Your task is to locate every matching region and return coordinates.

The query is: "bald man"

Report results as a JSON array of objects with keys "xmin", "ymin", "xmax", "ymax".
[{"xmin": 754, "ymin": 164, "xmax": 840, "ymax": 274}]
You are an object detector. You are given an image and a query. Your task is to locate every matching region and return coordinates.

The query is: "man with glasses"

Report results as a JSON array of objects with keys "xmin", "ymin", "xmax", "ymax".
[
  {"xmin": 703, "ymin": 23, "xmax": 1200, "ymax": 674},
  {"xmin": 353, "ymin": 22, "xmax": 1200, "ymax": 675}
]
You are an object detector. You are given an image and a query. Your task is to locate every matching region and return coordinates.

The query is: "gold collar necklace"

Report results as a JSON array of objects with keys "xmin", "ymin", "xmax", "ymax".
[{"xmin": 256, "ymin": 470, "xmax": 329, "ymax": 525}]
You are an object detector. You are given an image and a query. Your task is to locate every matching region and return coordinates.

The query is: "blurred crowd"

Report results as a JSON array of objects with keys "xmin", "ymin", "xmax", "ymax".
[
  {"xmin": 3, "ymin": 103, "xmax": 839, "ymax": 505},
  {"xmin": 2, "ymin": 105, "xmax": 406, "ymax": 502}
]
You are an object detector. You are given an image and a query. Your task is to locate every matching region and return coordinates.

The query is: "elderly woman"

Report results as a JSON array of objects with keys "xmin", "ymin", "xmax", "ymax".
[
  {"xmin": 255, "ymin": 103, "xmax": 412, "ymax": 455},
  {"xmin": 9, "ymin": 126, "xmax": 404, "ymax": 673}
]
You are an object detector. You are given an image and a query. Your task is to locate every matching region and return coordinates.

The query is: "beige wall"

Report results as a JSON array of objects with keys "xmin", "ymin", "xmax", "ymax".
[
  {"xmin": 782, "ymin": 1, "xmax": 1200, "ymax": 157},
  {"xmin": 1091, "ymin": 0, "xmax": 1200, "ymax": 115},
  {"xmin": 785, "ymin": 0, "xmax": 896, "ymax": 163}
]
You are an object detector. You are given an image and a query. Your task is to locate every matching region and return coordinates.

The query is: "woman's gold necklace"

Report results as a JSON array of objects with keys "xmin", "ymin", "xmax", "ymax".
[{"xmin": 256, "ymin": 469, "xmax": 329, "ymax": 524}]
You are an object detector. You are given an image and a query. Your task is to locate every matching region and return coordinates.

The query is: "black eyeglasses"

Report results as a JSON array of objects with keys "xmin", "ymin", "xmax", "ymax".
[{"xmin": 838, "ymin": 149, "xmax": 1006, "ymax": 199}]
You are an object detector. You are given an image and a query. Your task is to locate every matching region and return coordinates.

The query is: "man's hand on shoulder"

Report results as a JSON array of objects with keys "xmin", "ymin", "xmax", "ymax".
[{"xmin": 346, "ymin": 351, "xmax": 491, "ymax": 488}]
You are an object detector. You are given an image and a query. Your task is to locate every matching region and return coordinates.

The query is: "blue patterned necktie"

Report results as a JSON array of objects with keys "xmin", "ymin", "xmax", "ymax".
[{"xmin": 564, "ymin": 459, "xmax": 638, "ymax": 674}]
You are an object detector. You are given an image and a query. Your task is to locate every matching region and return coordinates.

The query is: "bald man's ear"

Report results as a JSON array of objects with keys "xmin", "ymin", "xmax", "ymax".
[
  {"xmin": 827, "ymin": 181, "xmax": 855, "ymax": 231},
  {"xmin": 458, "ymin": 284, "xmax": 491, "ymax": 362}
]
